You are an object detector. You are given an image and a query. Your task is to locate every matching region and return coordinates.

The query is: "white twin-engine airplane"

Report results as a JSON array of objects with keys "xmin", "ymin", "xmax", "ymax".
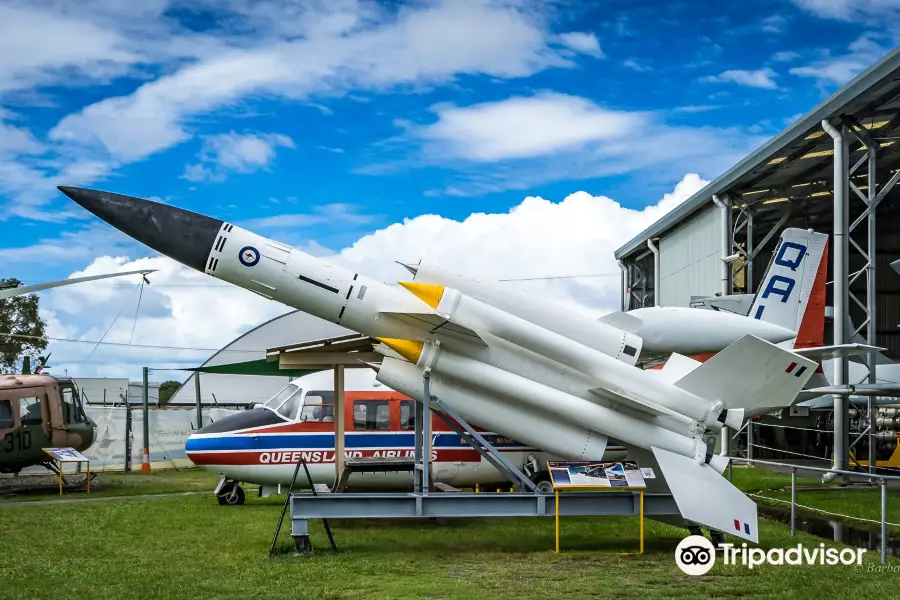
[{"xmin": 59, "ymin": 185, "xmax": 827, "ymax": 543}]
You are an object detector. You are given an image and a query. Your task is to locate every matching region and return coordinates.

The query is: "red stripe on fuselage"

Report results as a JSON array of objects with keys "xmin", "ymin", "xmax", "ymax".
[{"xmin": 188, "ymin": 448, "xmax": 488, "ymax": 466}]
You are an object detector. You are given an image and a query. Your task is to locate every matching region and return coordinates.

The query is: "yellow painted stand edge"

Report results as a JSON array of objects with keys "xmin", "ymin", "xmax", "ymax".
[
  {"xmin": 552, "ymin": 486, "xmax": 644, "ymax": 556},
  {"xmin": 42, "ymin": 450, "xmax": 91, "ymax": 496}
]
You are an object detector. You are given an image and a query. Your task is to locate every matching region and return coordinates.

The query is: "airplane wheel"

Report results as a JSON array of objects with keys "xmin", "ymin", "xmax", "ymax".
[
  {"xmin": 531, "ymin": 472, "xmax": 554, "ymax": 494},
  {"xmin": 217, "ymin": 484, "xmax": 246, "ymax": 506}
]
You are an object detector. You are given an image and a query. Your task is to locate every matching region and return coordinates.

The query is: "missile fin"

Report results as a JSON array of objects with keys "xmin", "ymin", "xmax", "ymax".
[
  {"xmin": 398, "ymin": 281, "xmax": 444, "ymax": 309},
  {"xmin": 673, "ymin": 334, "xmax": 816, "ymax": 416},
  {"xmin": 652, "ymin": 446, "xmax": 758, "ymax": 544},
  {"xmin": 379, "ymin": 311, "xmax": 486, "ymax": 345},
  {"xmin": 588, "ymin": 387, "xmax": 679, "ymax": 418},
  {"xmin": 652, "ymin": 353, "xmax": 702, "ymax": 384}
]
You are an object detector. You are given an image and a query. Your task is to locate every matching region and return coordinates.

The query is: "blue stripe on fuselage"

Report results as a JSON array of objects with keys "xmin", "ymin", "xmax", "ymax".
[{"xmin": 185, "ymin": 432, "xmax": 529, "ymax": 452}]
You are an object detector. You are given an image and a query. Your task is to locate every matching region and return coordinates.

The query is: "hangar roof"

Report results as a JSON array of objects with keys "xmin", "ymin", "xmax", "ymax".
[{"xmin": 615, "ymin": 45, "xmax": 900, "ymax": 260}]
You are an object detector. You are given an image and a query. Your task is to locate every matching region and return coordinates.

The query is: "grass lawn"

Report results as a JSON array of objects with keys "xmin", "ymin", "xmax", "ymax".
[
  {"xmin": 0, "ymin": 469, "xmax": 221, "ymax": 502},
  {"xmin": 0, "ymin": 469, "xmax": 898, "ymax": 599}
]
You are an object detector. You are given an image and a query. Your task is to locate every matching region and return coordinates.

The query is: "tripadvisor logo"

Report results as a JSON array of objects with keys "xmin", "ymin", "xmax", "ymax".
[
  {"xmin": 675, "ymin": 536, "xmax": 867, "ymax": 575},
  {"xmin": 675, "ymin": 536, "xmax": 716, "ymax": 576}
]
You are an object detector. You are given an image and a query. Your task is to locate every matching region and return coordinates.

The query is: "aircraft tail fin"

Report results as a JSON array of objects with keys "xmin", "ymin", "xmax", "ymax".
[
  {"xmin": 652, "ymin": 446, "xmax": 758, "ymax": 543},
  {"xmin": 673, "ymin": 334, "xmax": 817, "ymax": 427},
  {"xmin": 748, "ymin": 228, "xmax": 828, "ymax": 350}
]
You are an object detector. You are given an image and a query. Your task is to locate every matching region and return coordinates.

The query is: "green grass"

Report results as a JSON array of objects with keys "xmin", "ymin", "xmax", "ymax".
[
  {"xmin": 0, "ymin": 468, "xmax": 221, "ymax": 502},
  {"xmin": 0, "ymin": 475, "xmax": 898, "ymax": 600}
]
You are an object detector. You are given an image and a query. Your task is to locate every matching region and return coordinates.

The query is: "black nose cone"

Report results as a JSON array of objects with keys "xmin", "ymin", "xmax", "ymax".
[{"xmin": 59, "ymin": 186, "xmax": 223, "ymax": 273}]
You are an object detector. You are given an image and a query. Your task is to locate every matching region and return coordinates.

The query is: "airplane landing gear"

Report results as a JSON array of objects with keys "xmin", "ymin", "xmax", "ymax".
[{"xmin": 217, "ymin": 481, "xmax": 246, "ymax": 506}]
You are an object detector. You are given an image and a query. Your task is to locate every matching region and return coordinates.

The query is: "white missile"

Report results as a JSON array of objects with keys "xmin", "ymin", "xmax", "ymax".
[
  {"xmin": 376, "ymin": 338, "xmax": 726, "ymax": 472},
  {"xmin": 411, "ymin": 262, "xmax": 644, "ymax": 365},
  {"xmin": 377, "ymin": 356, "xmax": 609, "ymax": 460},
  {"xmin": 396, "ymin": 281, "xmax": 738, "ymax": 431}
]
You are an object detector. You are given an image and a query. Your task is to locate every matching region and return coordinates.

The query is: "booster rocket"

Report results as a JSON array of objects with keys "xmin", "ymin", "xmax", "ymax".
[{"xmin": 57, "ymin": 186, "xmax": 816, "ymax": 543}]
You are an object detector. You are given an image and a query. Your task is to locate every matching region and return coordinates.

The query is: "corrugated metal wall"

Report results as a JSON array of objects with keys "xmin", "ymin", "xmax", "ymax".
[{"xmin": 659, "ymin": 205, "xmax": 721, "ymax": 307}]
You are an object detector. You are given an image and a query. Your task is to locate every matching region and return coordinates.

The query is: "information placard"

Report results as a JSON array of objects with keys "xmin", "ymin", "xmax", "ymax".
[
  {"xmin": 547, "ymin": 460, "xmax": 646, "ymax": 489},
  {"xmin": 43, "ymin": 447, "xmax": 90, "ymax": 463}
]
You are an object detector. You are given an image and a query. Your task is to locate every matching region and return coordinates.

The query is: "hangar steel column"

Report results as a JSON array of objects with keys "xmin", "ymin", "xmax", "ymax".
[
  {"xmin": 824, "ymin": 119, "xmax": 850, "ymax": 474},
  {"xmin": 713, "ymin": 194, "xmax": 733, "ymax": 458}
]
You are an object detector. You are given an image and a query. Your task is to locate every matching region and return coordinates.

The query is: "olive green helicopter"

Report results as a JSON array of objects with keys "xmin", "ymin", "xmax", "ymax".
[{"xmin": 0, "ymin": 269, "xmax": 153, "ymax": 477}]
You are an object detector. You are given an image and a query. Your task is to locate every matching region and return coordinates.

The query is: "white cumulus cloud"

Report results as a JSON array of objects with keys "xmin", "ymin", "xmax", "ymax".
[
  {"xmin": 411, "ymin": 92, "xmax": 648, "ymax": 162},
  {"xmin": 789, "ymin": 34, "xmax": 888, "ymax": 86},
  {"xmin": 702, "ymin": 68, "xmax": 779, "ymax": 89},
  {"xmin": 556, "ymin": 31, "xmax": 604, "ymax": 58},
  {"xmin": 182, "ymin": 131, "xmax": 295, "ymax": 183}
]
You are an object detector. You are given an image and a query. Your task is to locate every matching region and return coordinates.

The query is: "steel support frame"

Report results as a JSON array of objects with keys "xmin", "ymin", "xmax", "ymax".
[
  {"xmin": 840, "ymin": 117, "xmax": 900, "ymax": 473},
  {"xmin": 730, "ymin": 202, "xmax": 754, "ymax": 295}
]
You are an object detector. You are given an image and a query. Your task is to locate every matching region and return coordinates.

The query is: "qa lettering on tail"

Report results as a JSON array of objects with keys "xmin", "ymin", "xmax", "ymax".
[{"xmin": 753, "ymin": 240, "xmax": 807, "ymax": 321}]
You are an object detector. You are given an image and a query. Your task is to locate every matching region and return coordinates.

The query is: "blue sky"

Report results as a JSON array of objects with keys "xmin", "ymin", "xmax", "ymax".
[{"xmin": 1, "ymin": 0, "xmax": 898, "ymax": 382}]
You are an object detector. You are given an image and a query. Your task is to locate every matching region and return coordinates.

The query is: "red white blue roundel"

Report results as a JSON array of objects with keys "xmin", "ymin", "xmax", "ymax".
[{"xmin": 239, "ymin": 246, "xmax": 260, "ymax": 267}]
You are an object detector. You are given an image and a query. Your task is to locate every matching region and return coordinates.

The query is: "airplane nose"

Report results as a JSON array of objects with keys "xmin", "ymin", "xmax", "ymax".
[{"xmin": 57, "ymin": 186, "xmax": 223, "ymax": 273}]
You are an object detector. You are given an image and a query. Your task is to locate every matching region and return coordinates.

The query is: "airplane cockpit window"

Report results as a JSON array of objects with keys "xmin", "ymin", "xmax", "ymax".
[
  {"xmin": 277, "ymin": 390, "xmax": 304, "ymax": 421},
  {"xmin": 18, "ymin": 397, "xmax": 42, "ymax": 426},
  {"xmin": 264, "ymin": 384, "xmax": 299, "ymax": 411},
  {"xmin": 299, "ymin": 393, "xmax": 335, "ymax": 422},
  {"xmin": 0, "ymin": 400, "xmax": 12, "ymax": 430},
  {"xmin": 353, "ymin": 400, "xmax": 390, "ymax": 430}
]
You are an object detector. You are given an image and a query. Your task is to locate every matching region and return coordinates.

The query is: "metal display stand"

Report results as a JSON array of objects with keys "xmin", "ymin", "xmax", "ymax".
[
  {"xmin": 284, "ymin": 369, "xmax": 677, "ymax": 555},
  {"xmin": 554, "ymin": 486, "xmax": 644, "ymax": 554}
]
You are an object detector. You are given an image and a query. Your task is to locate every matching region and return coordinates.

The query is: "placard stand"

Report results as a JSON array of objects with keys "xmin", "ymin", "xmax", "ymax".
[
  {"xmin": 43, "ymin": 447, "xmax": 91, "ymax": 496},
  {"xmin": 548, "ymin": 460, "xmax": 646, "ymax": 555}
]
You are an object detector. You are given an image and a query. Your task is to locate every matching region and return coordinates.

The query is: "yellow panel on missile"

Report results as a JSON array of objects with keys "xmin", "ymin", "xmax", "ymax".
[
  {"xmin": 376, "ymin": 338, "xmax": 424, "ymax": 364},
  {"xmin": 398, "ymin": 281, "xmax": 445, "ymax": 309}
]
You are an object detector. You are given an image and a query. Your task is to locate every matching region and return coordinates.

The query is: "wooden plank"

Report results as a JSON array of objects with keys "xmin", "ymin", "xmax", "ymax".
[{"xmin": 278, "ymin": 352, "xmax": 382, "ymax": 368}]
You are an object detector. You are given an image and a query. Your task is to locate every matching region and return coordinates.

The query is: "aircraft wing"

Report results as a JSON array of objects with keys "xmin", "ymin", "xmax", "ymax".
[
  {"xmin": 0, "ymin": 269, "xmax": 156, "ymax": 300},
  {"xmin": 803, "ymin": 383, "xmax": 900, "ymax": 397},
  {"xmin": 792, "ymin": 343, "xmax": 886, "ymax": 360}
]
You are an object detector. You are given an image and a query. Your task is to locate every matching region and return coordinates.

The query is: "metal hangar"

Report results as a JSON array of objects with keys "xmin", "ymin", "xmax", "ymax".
[{"xmin": 615, "ymin": 45, "xmax": 900, "ymax": 474}]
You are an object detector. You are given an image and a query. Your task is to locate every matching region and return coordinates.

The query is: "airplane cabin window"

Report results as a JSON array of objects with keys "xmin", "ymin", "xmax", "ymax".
[
  {"xmin": 299, "ymin": 393, "xmax": 334, "ymax": 422},
  {"xmin": 0, "ymin": 400, "xmax": 12, "ymax": 429},
  {"xmin": 352, "ymin": 400, "xmax": 390, "ymax": 430},
  {"xmin": 18, "ymin": 397, "xmax": 43, "ymax": 426},
  {"xmin": 400, "ymin": 401, "xmax": 415, "ymax": 431}
]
